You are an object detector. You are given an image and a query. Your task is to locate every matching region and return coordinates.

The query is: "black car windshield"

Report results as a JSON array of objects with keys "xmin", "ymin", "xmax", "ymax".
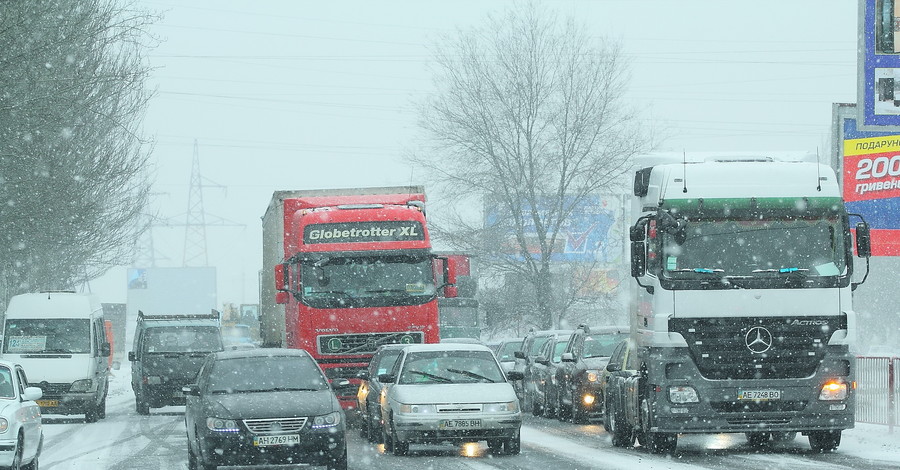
[
  {"xmin": 662, "ymin": 216, "xmax": 847, "ymax": 278},
  {"xmin": 207, "ymin": 356, "xmax": 329, "ymax": 393},
  {"xmin": 496, "ymin": 340, "xmax": 523, "ymax": 361},
  {"xmin": 399, "ymin": 350, "xmax": 504, "ymax": 384},
  {"xmin": 144, "ymin": 326, "xmax": 222, "ymax": 353},
  {"xmin": 300, "ymin": 254, "xmax": 436, "ymax": 309},
  {"xmin": 583, "ymin": 333, "xmax": 628, "ymax": 359},
  {"xmin": 2, "ymin": 319, "xmax": 91, "ymax": 354}
]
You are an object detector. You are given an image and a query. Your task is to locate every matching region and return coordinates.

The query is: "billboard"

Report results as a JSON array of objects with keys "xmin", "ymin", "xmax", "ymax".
[
  {"xmin": 859, "ymin": 0, "xmax": 900, "ymax": 129},
  {"xmin": 834, "ymin": 105, "xmax": 900, "ymax": 255}
]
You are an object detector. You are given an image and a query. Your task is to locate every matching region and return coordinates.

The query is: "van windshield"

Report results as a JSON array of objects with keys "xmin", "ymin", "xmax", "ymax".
[
  {"xmin": 2, "ymin": 319, "xmax": 91, "ymax": 354},
  {"xmin": 143, "ymin": 326, "xmax": 222, "ymax": 353}
]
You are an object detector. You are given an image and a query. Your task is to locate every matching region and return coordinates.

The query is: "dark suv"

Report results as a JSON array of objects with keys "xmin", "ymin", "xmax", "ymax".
[
  {"xmin": 128, "ymin": 311, "xmax": 223, "ymax": 414},
  {"xmin": 555, "ymin": 324, "xmax": 628, "ymax": 423}
]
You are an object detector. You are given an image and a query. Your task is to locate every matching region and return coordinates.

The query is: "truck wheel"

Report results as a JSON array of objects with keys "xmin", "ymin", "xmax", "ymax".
[
  {"xmin": 136, "ymin": 396, "xmax": 150, "ymax": 416},
  {"xmin": 608, "ymin": 399, "xmax": 634, "ymax": 447},
  {"xmin": 366, "ymin": 408, "xmax": 380, "ymax": 443},
  {"xmin": 640, "ymin": 398, "xmax": 676, "ymax": 454},
  {"xmin": 531, "ymin": 392, "xmax": 543, "ymax": 416},
  {"xmin": 556, "ymin": 389, "xmax": 571, "ymax": 422},
  {"xmin": 808, "ymin": 430, "xmax": 841, "ymax": 453}
]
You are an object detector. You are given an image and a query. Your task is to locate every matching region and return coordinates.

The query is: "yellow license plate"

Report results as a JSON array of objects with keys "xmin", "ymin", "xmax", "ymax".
[{"xmin": 36, "ymin": 400, "xmax": 59, "ymax": 407}]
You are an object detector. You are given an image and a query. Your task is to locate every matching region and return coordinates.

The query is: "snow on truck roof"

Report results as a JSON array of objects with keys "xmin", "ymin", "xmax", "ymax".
[{"xmin": 5, "ymin": 292, "xmax": 102, "ymax": 319}]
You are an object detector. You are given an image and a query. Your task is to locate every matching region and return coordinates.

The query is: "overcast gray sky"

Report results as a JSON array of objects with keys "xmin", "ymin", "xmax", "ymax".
[{"xmin": 86, "ymin": 0, "xmax": 859, "ymax": 306}]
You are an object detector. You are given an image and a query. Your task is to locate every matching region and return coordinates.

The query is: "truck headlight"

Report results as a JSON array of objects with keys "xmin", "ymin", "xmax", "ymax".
[
  {"xmin": 399, "ymin": 404, "xmax": 435, "ymax": 414},
  {"xmin": 586, "ymin": 370, "xmax": 600, "ymax": 383},
  {"xmin": 819, "ymin": 381, "xmax": 848, "ymax": 401},
  {"xmin": 668, "ymin": 385, "xmax": 699, "ymax": 404},
  {"xmin": 484, "ymin": 401, "xmax": 518, "ymax": 413},
  {"xmin": 206, "ymin": 417, "xmax": 240, "ymax": 432},
  {"xmin": 70, "ymin": 379, "xmax": 96, "ymax": 393},
  {"xmin": 312, "ymin": 411, "xmax": 342, "ymax": 429}
]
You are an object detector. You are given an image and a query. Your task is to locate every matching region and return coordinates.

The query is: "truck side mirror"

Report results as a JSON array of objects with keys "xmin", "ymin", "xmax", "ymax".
[
  {"xmin": 445, "ymin": 256, "xmax": 458, "ymax": 287},
  {"xmin": 630, "ymin": 225, "xmax": 645, "ymax": 242},
  {"xmin": 274, "ymin": 264, "xmax": 289, "ymax": 304},
  {"xmin": 631, "ymin": 241, "xmax": 647, "ymax": 277},
  {"xmin": 128, "ymin": 351, "xmax": 136, "ymax": 362},
  {"xmin": 101, "ymin": 343, "xmax": 111, "ymax": 358},
  {"xmin": 855, "ymin": 222, "xmax": 871, "ymax": 258}
]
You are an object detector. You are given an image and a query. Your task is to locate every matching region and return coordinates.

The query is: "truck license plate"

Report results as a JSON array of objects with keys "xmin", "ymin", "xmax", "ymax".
[
  {"xmin": 738, "ymin": 389, "xmax": 781, "ymax": 400},
  {"xmin": 253, "ymin": 434, "xmax": 300, "ymax": 446},
  {"xmin": 440, "ymin": 419, "xmax": 482, "ymax": 429},
  {"xmin": 36, "ymin": 400, "xmax": 59, "ymax": 407}
]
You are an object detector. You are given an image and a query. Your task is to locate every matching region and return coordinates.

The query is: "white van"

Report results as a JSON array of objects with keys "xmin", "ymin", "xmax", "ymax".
[{"xmin": 1, "ymin": 291, "xmax": 110, "ymax": 422}]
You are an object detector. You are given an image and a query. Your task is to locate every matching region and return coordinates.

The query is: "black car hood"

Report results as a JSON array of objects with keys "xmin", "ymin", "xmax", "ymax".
[
  {"xmin": 204, "ymin": 390, "xmax": 338, "ymax": 419},
  {"xmin": 581, "ymin": 357, "xmax": 611, "ymax": 370}
]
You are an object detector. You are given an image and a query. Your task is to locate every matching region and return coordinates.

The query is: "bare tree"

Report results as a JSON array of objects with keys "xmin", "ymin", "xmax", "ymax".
[
  {"xmin": 414, "ymin": 5, "xmax": 648, "ymax": 329},
  {"xmin": 0, "ymin": 0, "xmax": 157, "ymax": 305}
]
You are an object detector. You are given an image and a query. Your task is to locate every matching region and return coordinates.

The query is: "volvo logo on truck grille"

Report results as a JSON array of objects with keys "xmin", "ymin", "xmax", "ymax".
[{"xmin": 745, "ymin": 326, "xmax": 773, "ymax": 354}]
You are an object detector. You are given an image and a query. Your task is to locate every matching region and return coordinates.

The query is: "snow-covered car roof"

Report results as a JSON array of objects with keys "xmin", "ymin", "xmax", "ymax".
[{"xmin": 401, "ymin": 343, "xmax": 494, "ymax": 353}]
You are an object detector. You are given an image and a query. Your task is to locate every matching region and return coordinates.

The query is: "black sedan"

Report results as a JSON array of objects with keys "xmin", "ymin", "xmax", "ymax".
[{"xmin": 183, "ymin": 348, "xmax": 349, "ymax": 470}]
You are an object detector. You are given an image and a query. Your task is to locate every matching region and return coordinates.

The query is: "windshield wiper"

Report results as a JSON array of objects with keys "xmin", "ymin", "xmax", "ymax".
[
  {"xmin": 306, "ymin": 289, "xmax": 352, "ymax": 298},
  {"xmin": 673, "ymin": 268, "xmax": 725, "ymax": 275},
  {"xmin": 365, "ymin": 289, "xmax": 409, "ymax": 294},
  {"xmin": 235, "ymin": 387, "xmax": 321, "ymax": 393},
  {"xmin": 35, "ymin": 348, "xmax": 75, "ymax": 354},
  {"xmin": 446, "ymin": 368, "xmax": 495, "ymax": 383},
  {"xmin": 406, "ymin": 370, "xmax": 452, "ymax": 383}
]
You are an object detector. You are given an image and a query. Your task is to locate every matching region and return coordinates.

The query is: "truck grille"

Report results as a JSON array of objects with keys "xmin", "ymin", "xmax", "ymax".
[
  {"xmin": 669, "ymin": 316, "xmax": 844, "ymax": 380},
  {"xmin": 243, "ymin": 417, "xmax": 308, "ymax": 434},
  {"xmin": 317, "ymin": 331, "xmax": 424, "ymax": 355}
]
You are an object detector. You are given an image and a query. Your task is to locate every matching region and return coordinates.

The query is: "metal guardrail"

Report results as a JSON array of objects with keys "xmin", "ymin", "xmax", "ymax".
[{"xmin": 856, "ymin": 356, "xmax": 898, "ymax": 433}]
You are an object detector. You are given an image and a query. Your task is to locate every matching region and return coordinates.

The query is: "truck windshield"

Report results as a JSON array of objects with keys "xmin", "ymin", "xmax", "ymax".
[
  {"xmin": 661, "ymin": 216, "xmax": 847, "ymax": 278},
  {"xmin": 2, "ymin": 319, "xmax": 91, "ymax": 354},
  {"xmin": 143, "ymin": 326, "xmax": 222, "ymax": 353},
  {"xmin": 300, "ymin": 254, "xmax": 436, "ymax": 308}
]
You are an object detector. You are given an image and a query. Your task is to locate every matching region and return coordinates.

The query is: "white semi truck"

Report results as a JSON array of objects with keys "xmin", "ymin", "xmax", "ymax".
[{"xmin": 608, "ymin": 154, "xmax": 871, "ymax": 453}]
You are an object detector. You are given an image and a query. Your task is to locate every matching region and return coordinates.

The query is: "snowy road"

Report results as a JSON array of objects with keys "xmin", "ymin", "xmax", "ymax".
[{"xmin": 35, "ymin": 370, "xmax": 900, "ymax": 470}]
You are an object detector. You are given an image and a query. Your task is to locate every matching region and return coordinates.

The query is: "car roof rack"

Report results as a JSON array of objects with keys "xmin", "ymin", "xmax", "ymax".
[{"xmin": 137, "ymin": 309, "xmax": 221, "ymax": 321}]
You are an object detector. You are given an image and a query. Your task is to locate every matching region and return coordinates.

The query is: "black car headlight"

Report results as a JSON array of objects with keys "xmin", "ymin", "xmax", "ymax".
[
  {"xmin": 206, "ymin": 417, "xmax": 240, "ymax": 432},
  {"xmin": 311, "ymin": 411, "xmax": 342, "ymax": 429}
]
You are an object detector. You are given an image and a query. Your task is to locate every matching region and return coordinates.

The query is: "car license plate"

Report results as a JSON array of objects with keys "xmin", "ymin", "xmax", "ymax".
[
  {"xmin": 36, "ymin": 400, "xmax": 59, "ymax": 407},
  {"xmin": 440, "ymin": 419, "xmax": 482, "ymax": 429},
  {"xmin": 738, "ymin": 389, "xmax": 781, "ymax": 400},
  {"xmin": 253, "ymin": 434, "xmax": 300, "ymax": 446}
]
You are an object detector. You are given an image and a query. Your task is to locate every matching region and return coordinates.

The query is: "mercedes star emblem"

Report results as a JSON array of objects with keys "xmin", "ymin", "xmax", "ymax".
[{"xmin": 745, "ymin": 326, "xmax": 773, "ymax": 354}]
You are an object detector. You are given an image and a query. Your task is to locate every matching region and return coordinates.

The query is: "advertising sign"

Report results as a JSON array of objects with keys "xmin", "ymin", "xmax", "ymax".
[
  {"xmin": 859, "ymin": 0, "xmax": 900, "ymax": 129},
  {"xmin": 839, "ymin": 112, "xmax": 900, "ymax": 255}
]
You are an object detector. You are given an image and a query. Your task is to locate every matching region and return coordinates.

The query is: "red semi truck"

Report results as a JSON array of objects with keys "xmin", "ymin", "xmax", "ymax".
[{"xmin": 260, "ymin": 186, "xmax": 457, "ymax": 410}]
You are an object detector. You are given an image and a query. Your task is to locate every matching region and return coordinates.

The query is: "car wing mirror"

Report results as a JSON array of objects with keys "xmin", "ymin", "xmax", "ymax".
[
  {"xmin": 513, "ymin": 351, "xmax": 525, "ymax": 359},
  {"xmin": 606, "ymin": 363, "xmax": 621, "ymax": 372},
  {"xmin": 182, "ymin": 384, "xmax": 201, "ymax": 396},
  {"xmin": 561, "ymin": 352, "xmax": 575, "ymax": 363},
  {"xmin": 377, "ymin": 373, "xmax": 396, "ymax": 384},
  {"xmin": 22, "ymin": 387, "xmax": 42, "ymax": 401},
  {"xmin": 506, "ymin": 370, "xmax": 524, "ymax": 381},
  {"xmin": 357, "ymin": 370, "xmax": 370, "ymax": 380},
  {"xmin": 535, "ymin": 356, "xmax": 549, "ymax": 366}
]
